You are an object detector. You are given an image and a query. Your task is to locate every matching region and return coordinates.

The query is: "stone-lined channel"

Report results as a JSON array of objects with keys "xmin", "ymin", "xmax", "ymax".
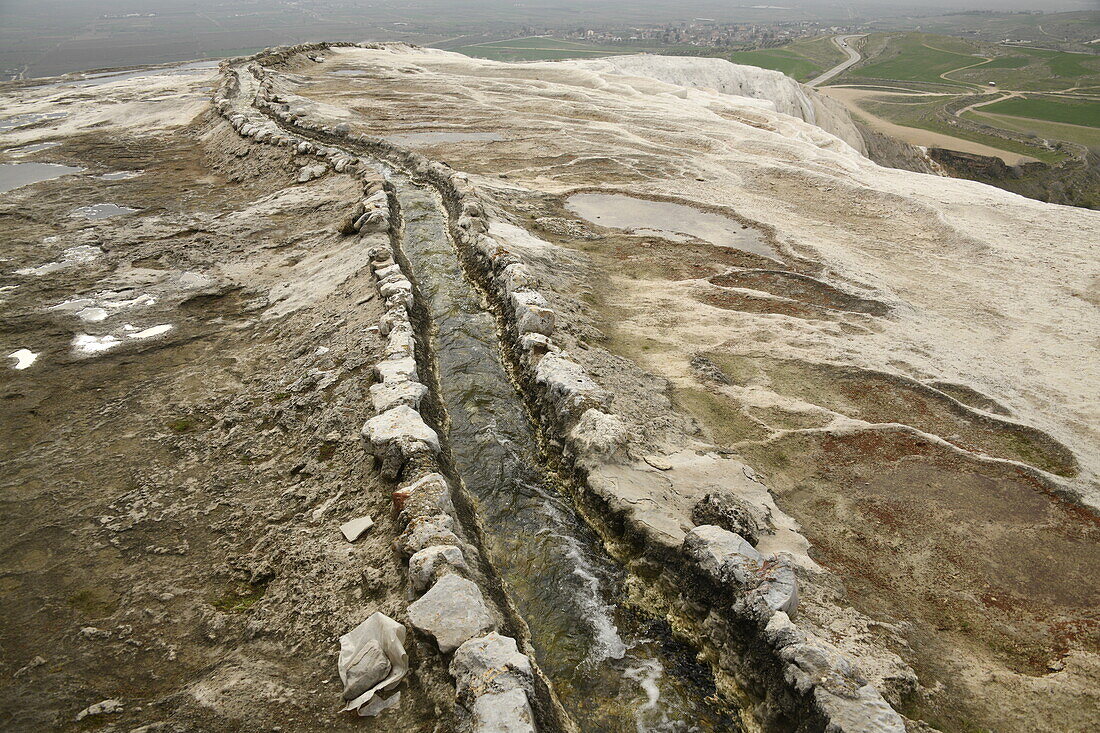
[{"xmin": 391, "ymin": 173, "xmax": 738, "ymax": 732}]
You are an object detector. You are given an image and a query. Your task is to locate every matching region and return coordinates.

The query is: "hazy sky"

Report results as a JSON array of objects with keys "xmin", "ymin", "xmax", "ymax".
[
  {"xmin": 2, "ymin": 0, "xmax": 1095, "ymax": 79},
  {"xmin": 4, "ymin": 1, "xmax": 1098, "ymax": 15}
]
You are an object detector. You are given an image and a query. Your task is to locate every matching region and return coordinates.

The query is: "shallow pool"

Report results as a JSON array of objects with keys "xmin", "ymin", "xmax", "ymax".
[
  {"xmin": 0, "ymin": 112, "xmax": 66, "ymax": 133},
  {"xmin": 565, "ymin": 192, "xmax": 776, "ymax": 259},
  {"xmin": 0, "ymin": 162, "xmax": 84, "ymax": 193},
  {"xmin": 6, "ymin": 142, "xmax": 61, "ymax": 155},
  {"xmin": 71, "ymin": 203, "xmax": 139, "ymax": 219},
  {"xmin": 385, "ymin": 131, "xmax": 504, "ymax": 145}
]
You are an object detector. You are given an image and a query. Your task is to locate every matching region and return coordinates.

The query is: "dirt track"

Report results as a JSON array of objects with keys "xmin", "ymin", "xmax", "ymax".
[{"xmin": 819, "ymin": 86, "xmax": 1037, "ymax": 163}]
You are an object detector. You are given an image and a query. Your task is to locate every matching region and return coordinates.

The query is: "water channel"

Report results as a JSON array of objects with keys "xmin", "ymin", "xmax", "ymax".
[{"xmin": 391, "ymin": 175, "xmax": 738, "ymax": 732}]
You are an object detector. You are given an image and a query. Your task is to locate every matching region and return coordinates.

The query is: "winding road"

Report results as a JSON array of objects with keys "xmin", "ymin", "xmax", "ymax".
[{"xmin": 807, "ymin": 34, "xmax": 864, "ymax": 87}]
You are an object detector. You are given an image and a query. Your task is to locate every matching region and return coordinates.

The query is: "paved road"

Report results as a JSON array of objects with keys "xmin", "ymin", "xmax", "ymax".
[{"xmin": 807, "ymin": 35, "xmax": 864, "ymax": 87}]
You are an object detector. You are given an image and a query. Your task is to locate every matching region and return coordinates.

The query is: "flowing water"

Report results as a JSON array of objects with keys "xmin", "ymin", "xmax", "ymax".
[{"xmin": 393, "ymin": 176, "xmax": 739, "ymax": 732}]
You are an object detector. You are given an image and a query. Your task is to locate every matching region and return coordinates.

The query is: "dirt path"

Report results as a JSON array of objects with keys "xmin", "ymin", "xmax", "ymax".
[
  {"xmin": 928, "ymin": 45, "xmax": 992, "ymax": 86},
  {"xmin": 954, "ymin": 90, "xmax": 1015, "ymax": 116},
  {"xmin": 820, "ymin": 86, "xmax": 1038, "ymax": 163}
]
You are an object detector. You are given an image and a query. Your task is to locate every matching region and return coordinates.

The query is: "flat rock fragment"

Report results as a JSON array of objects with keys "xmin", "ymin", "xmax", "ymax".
[
  {"xmin": 472, "ymin": 689, "xmax": 536, "ymax": 733},
  {"xmin": 407, "ymin": 574, "xmax": 495, "ymax": 653},
  {"xmin": 75, "ymin": 699, "xmax": 122, "ymax": 721},
  {"xmin": 340, "ymin": 516, "xmax": 374, "ymax": 542}
]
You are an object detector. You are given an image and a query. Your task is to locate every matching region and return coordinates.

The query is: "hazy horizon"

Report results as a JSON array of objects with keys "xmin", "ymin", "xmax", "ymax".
[{"xmin": 1, "ymin": 0, "xmax": 1096, "ymax": 79}]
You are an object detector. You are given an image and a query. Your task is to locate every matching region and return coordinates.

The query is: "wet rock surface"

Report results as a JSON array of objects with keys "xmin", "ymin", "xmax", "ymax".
[
  {"xmin": 3, "ymin": 38, "xmax": 1098, "ymax": 733},
  {"xmin": 691, "ymin": 491, "xmax": 767, "ymax": 546},
  {"xmin": 0, "ymin": 61, "xmax": 455, "ymax": 732}
]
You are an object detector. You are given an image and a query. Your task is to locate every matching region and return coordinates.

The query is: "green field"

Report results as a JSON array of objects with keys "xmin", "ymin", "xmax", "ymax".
[
  {"xmin": 721, "ymin": 36, "xmax": 847, "ymax": 82},
  {"xmin": 827, "ymin": 31, "xmax": 1100, "ymax": 160},
  {"xmin": 978, "ymin": 96, "xmax": 1100, "ymax": 128},
  {"xmin": 1014, "ymin": 47, "xmax": 1100, "ymax": 79},
  {"xmin": 866, "ymin": 11, "xmax": 1099, "ymax": 55},
  {"xmin": 981, "ymin": 56, "xmax": 1030, "ymax": 70},
  {"xmin": 847, "ymin": 34, "xmax": 983, "ymax": 86},
  {"xmin": 841, "ymin": 33, "xmax": 1100, "ymax": 92},
  {"xmin": 452, "ymin": 36, "xmax": 656, "ymax": 62},
  {"xmin": 962, "ymin": 48, "xmax": 1100, "ymax": 92},
  {"xmin": 724, "ymin": 48, "xmax": 818, "ymax": 79},
  {"xmin": 859, "ymin": 95, "xmax": 1066, "ymax": 163},
  {"xmin": 965, "ymin": 111, "xmax": 1100, "ymax": 151}
]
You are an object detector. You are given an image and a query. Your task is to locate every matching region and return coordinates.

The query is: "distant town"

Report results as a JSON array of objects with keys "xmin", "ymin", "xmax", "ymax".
[{"xmin": 556, "ymin": 21, "xmax": 860, "ymax": 49}]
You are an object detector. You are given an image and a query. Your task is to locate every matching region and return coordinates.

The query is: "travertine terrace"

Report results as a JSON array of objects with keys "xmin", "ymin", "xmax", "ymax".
[{"xmin": 1, "ymin": 42, "xmax": 1097, "ymax": 733}]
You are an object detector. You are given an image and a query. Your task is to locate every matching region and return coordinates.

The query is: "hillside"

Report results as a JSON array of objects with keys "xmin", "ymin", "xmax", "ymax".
[{"xmin": 1, "ymin": 44, "xmax": 1098, "ymax": 733}]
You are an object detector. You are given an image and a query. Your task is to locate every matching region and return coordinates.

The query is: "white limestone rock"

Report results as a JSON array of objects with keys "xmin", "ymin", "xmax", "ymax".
[
  {"xmin": 378, "ymin": 307, "xmax": 409, "ymax": 337},
  {"xmin": 340, "ymin": 515, "xmax": 375, "ymax": 542},
  {"xmin": 569, "ymin": 408, "xmax": 629, "ymax": 462},
  {"xmin": 471, "ymin": 689, "xmax": 536, "ymax": 733},
  {"xmin": 75, "ymin": 699, "xmax": 123, "ymax": 721},
  {"xmin": 363, "ymin": 405, "xmax": 438, "ymax": 450},
  {"xmin": 379, "ymin": 277, "xmax": 412, "ymax": 299},
  {"xmin": 813, "ymin": 684, "xmax": 906, "ymax": 733},
  {"xmin": 375, "ymin": 263, "xmax": 402, "ymax": 281},
  {"xmin": 375, "ymin": 356, "xmax": 418, "ymax": 383},
  {"xmin": 509, "ymin": 289, "xmax": 555, "ymax": 337},
  {"xmin": 581, "ymin": 54, "xmax": 866, "ymax": 153},
  {"xmin": 534, "ymin": 352, "xmax": 605, "ymax": 418},
  {"xmin": 369, "ymin": 379, "xmax": 428, "ymax": 412},
  {"xmin": 458, "ymin": 214, "xmax": 488, "ymax": 234},
  {"xmin": 517, "ymin": 333, "xmax": 558, "ymax": 368},
  {"xmin": 385, "ymin": 289, "xmax": 414, "ymax": 311},
  {"xmin": 451, "ymin": 633, "xmax": 534, "ymax": 701},
  {"xmin": 754, "ymin": 555, "xmax": 799, "ymax": 617},
  {"xmin": 364, "ymin": 190, "xmax": 388, "ymax": 207},
  {"xmin": 407, "ymin": 574, "xmax": 496, "ymax": 653},
  {"xmin": 377, "ymin": 269, "xmax": 409, "ymax": 288},
  {"xmin": 296, "ymin": 164, "xmax": 327, "ymax": 183},
  {"xmin": 384, "ymin": 325, "xmax": 416, "ymax": 360},
  {"xmin": 358, "ymin": 211, "xmax": 390, "ymax": 233},
  {"xmin": 397, "ymin": 515, "xmax": 462, "ymax": 558},
  {"xmin": 501, "ymin": 263, "xmax": 537, "ymax": 296},
  {"xmin": 682, "ymin": 524, "xmax": 762, "ymax": 587},
  {"xmin": 362, "ymin": 405, "xmax": 439, "ymax": 477},
  {"xmin": 396, "ymin": 472, "xmax": 457, "ymax": 524},
  {"xmin": 408, "ymin": 544, "xmax": 469, "ymax": 594}
]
